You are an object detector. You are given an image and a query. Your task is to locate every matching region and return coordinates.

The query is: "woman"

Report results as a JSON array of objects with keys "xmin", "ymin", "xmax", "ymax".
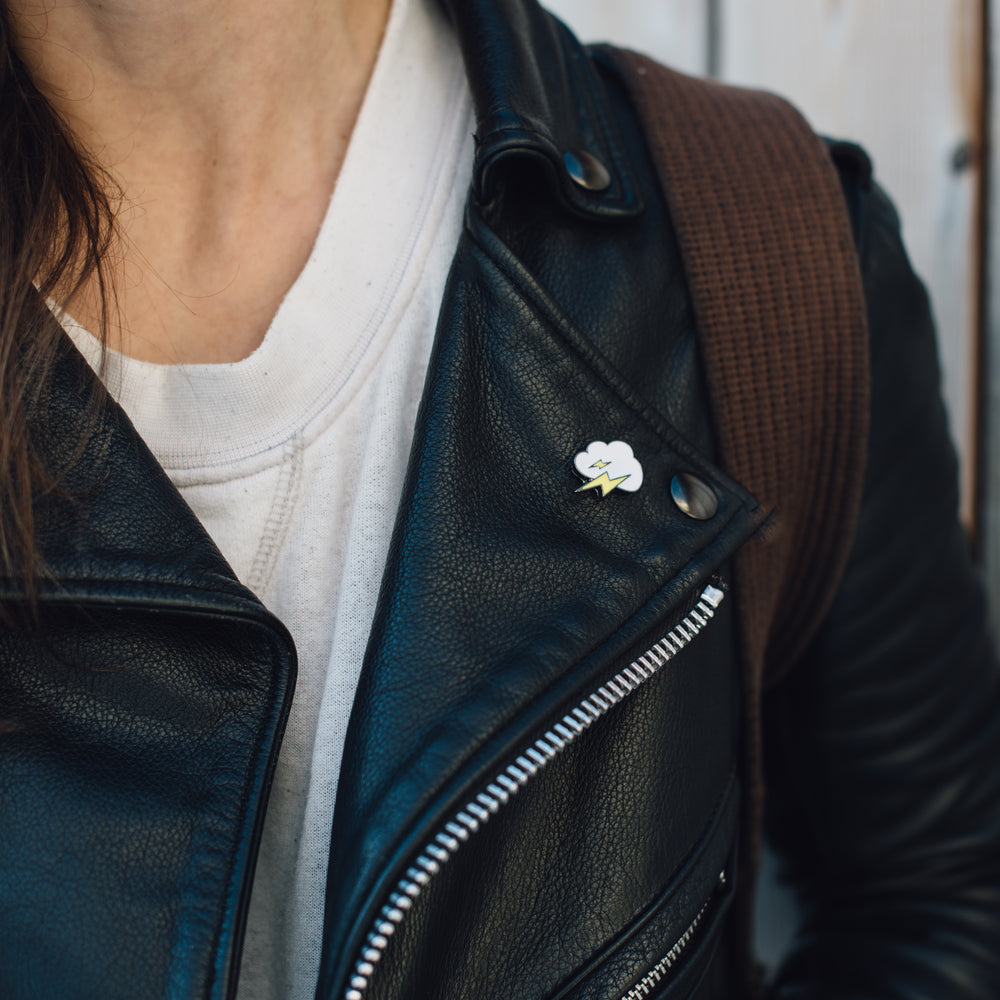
[{"xmin": 2, "ymin": 0, "xmax": 999, "ymax": 998}]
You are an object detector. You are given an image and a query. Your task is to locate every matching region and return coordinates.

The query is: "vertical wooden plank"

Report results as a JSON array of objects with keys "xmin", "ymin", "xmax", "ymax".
[
  {"xmin": 542, "ymin": 0, "xmax": 710, "ymax": 76},
  {"xmin": 718, "ymin": 0, "xmax": 983, "ymax": 526}
]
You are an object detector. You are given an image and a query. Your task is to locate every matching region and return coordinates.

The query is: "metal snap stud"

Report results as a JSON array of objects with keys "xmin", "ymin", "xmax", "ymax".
[
  {"xmin": 563, "ymin": 149, "xmax": 611, "ymax": 192},
  {"xmin": 670, "ymin": 473, "xmax": 718, "ymax": 520}
]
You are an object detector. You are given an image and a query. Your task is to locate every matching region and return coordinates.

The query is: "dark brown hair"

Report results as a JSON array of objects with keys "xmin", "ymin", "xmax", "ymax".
[{"xmin": 0, "ymin": 5, "xmax": 115, "ymax": 598}]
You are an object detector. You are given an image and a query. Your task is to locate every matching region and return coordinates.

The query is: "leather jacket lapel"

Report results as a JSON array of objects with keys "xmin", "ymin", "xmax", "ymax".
[
  {"xmin": 319, "ymin": 217, "xmax": 758, "ymax": 995},
  {"xmin": 319, "ymin": 6, "xmax": 761, "ymax": 995},
  {"xmin": 7, "ymin": 333, "xmax": 275, "ymax": 616},
  {"xmin": 2, "ymin": 334, "xmax": 296, "ymax": 1000}
]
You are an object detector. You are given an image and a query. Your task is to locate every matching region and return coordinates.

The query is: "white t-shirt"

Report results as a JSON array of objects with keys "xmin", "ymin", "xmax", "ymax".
[{"xmin": 62, "ymin": 0, "xmax": 475, "ymax": 995}]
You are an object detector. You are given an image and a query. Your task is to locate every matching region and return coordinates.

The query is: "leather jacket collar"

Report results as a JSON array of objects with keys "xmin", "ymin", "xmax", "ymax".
[{"xmin": 439, "ymin": 0, "xmax": 642, "ymax": 219}]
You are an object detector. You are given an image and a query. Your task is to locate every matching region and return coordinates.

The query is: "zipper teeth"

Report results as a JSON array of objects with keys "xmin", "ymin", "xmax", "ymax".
[
  {"xmin": 344, "ymin": 583, "xmax": 726, "ymax": 1000},
  {"xmin": 619, "ymin": 869, "xmax": 725, "ymax": 1000}
]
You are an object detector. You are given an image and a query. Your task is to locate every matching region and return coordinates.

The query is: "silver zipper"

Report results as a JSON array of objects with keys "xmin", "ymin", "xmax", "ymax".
[
  {"xmin": 344, "ymin": 583, "xmax": 726, "ymax": 1000},
  {"xmin": 619, "ymin": 869, "xmax": 727, "ymax": 1000}
]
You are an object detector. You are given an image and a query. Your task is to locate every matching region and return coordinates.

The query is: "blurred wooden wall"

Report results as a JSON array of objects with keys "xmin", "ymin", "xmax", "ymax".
[{"xmin": 546, "ymin": 0, "xmax": 986, "ymax": 531}]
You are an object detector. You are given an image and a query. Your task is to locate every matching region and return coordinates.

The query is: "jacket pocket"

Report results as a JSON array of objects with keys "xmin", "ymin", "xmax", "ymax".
[
  {"xmin": 547, "ymin": 773, "xmax": 738, "ymax": 1000},
  {"xmin": 612, "ymin": 865, "xmax": 733, "ymax": 1000}
]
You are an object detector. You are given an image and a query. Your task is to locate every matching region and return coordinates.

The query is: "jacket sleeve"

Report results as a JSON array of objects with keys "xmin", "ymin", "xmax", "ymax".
[{"xmin": 762, "ymin": 174, "xmax": 1000, "ymax": 998}]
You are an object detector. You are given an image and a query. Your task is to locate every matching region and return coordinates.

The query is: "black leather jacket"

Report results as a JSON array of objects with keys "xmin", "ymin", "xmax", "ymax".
[{"xmin": 2, "ymin": 2, "xmax": 999, "ymax": 999}]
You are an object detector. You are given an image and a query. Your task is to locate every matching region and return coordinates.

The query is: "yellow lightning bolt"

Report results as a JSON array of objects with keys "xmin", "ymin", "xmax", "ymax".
[
  {"xmin": 576, "ymin": 470, "xmax": 630, "ymax": 497},
  {"xmin": 590, "ymin": 458, "xmax": 610, "ymax": 469}
]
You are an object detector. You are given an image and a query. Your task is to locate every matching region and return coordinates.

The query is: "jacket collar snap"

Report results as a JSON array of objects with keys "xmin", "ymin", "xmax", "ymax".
[{"xmin": 439, "ymin": 0, "xmax": 643, "ymax": 219}]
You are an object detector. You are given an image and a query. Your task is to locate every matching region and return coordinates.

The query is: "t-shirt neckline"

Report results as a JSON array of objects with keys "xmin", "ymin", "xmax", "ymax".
[{"xmin": 61, "ymin": 0, "xmax": 471, "ymax": 473}]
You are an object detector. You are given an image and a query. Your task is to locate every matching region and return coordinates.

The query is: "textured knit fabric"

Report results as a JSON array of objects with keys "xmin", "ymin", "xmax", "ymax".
[{"xmin": 607, "ymin": 48, "xmax": 870, "ymax": 987}]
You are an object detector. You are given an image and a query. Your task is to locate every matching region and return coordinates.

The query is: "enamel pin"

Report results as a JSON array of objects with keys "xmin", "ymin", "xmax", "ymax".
[{"xmin": 574, "ymin": 440, "xmax": 643, "ymax": 497}]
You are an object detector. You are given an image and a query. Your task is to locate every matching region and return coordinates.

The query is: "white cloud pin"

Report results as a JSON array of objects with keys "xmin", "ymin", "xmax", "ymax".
[{"xmin": 574, "ymin": 440, "xmax": 644, "ymax": 497}]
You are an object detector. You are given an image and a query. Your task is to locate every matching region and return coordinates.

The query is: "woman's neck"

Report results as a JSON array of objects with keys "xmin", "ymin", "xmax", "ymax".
[{"xmin": 9, "ymin": 0, "xmax": 393, "ymax": 363}]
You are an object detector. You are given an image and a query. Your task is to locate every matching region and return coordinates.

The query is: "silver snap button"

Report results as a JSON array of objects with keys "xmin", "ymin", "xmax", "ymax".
[
  {"xmin": 670, "ymin": 473, "xmax": 718, "ymax": 520},
  {"xmin": 563, "ymin": 149, "xmax": 611, "ymax": 192}
]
